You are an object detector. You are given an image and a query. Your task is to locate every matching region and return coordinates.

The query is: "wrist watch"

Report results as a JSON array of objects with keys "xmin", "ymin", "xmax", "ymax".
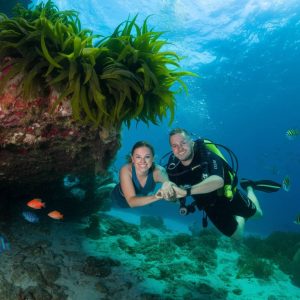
[{"xmin": 185, "ymin": 186, "xmax": 192, "ymax": 196}]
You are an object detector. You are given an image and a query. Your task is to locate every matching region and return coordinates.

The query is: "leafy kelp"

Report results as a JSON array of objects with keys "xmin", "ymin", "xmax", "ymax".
[{"xmin": 0, "ymin": 1, "xmax": 195, "ymax": 129}]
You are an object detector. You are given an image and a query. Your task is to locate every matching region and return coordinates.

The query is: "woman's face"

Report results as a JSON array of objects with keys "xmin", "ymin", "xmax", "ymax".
[{"xmin": 131, "ymin": 146, "xmax": 154, "ymax": 172}]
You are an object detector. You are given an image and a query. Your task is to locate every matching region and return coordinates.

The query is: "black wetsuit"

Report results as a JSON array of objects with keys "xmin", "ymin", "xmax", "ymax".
[{"xmin": 167, "ymin": 140, "xmax": 256, "ymax": 237}]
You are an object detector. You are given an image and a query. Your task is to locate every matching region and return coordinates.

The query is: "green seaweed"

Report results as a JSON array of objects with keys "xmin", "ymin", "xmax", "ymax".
[{"xmin": 0, "ymin": 0, "xmax": 196, "ymax": 129}]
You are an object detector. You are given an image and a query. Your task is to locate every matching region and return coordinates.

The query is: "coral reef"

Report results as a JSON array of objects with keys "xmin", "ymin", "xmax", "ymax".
[
  {"xmin": 82, "ymin": 256, "xmax": 121, "ymax": 277},
  {"xmin": 100, "ymin": 214, "xmax": 141, "ymax": 241},
  {"xmin": 292, "ymin": 248, "xmax": 300, "ymax": 286},
  {"xmin": 140, "ymin": 215, "xmax": 167, "ymax": 231},
  {"xmin": 1, "ymin": 213, "xmax": 300, "ymax": 299},
  {"xmin": 236, "ymin": 257, "xmax": 274, "ymax": 279},
  {"xmin": 241, "ymin": 231, "xmax": 300, "ymax": 286},
  {"xmin": 83, "ymin": 214, "xmax": 101, "ymax": 240}
]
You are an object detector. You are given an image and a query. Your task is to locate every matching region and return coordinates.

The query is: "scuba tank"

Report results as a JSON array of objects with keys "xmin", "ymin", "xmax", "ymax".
[{"xmin": 201, "ymin": 139, "xmax": 238, "ymax": 200}]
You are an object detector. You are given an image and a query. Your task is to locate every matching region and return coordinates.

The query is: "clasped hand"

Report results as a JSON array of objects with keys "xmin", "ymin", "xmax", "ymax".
[{"xmin": 155, "ymin": 182, "xmax": 186, "ymax": 201}]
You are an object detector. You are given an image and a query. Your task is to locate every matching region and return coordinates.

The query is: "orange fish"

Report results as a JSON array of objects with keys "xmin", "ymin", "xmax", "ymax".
[
  {"xmin": 27, "ymin": 198, "xmax": 45, "ymax": 209},
  {"xmin": 48, "ymin": 210, "xmax": 63, "ymax": 220}
]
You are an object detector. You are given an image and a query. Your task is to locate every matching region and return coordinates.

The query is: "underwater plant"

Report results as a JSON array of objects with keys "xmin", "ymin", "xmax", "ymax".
[{"xmin": 0, "ymin": 0, "xmax": 195, "ymax": 129}]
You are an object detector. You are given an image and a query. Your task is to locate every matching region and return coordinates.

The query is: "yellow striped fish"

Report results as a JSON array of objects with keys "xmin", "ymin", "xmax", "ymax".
[
  {"xmin": 294, "ymin": 214, "xmax": 300, "ymax": 225},
  {"xmin": 286, "ymin": 128, "xmax": 300, "ymax": 140}
]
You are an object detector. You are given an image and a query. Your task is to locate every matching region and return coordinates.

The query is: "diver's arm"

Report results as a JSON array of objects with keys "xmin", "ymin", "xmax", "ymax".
[
  {"xmin": 184, "ymin": 150, "xmax": 225, "ymax": 196},
  {"xmin": 126, "ymin": 193, "xmax": 163, "ymax": 208},
  {"xmin": 172, "ymin": 150, "xmax": 226, "ymax": 198},
  {"xmin": 172, "ymin": 175, "xmax": 224, "ymax": 198},
  {"xmin": 119, "ymin": 164, "xmax": 164, "ymax": 208}
]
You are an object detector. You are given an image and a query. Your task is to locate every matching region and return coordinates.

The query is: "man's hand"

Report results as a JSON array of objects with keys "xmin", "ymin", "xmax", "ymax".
[
  {"xmin": 172, "ymin": 185, "xmax": 188, "ymax": 198},
  {"xmin": 155, "ymin": 189, "xmax": 175, "ymax": 200}
]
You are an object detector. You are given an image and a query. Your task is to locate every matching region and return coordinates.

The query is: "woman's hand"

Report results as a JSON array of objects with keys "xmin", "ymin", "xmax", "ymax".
[
  {"xmin": 159, "ymin": 181, "xmax": 177, "ymax": 201},
  {"xmin": 155, "ymin": 189, "xmax": 164, "ymax": 199}
]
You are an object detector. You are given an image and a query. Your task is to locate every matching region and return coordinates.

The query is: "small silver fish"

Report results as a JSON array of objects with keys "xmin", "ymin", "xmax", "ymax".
[
  {"xmin": 282, "ymin": 175, "xmax": 291, "ymax": 192},
  {"xmin": 294, "ymin": 215, "xmax": 300, "ymax": 225}
]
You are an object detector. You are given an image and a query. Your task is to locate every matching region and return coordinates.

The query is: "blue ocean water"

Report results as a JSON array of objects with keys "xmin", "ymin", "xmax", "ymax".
[{"xmin": 32, "ymin": 0, "xmax": 300, "ymax": 237}]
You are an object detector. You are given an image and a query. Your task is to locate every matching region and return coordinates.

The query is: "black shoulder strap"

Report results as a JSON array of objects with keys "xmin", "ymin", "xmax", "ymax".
[{"xmin": 195, "ymin": 139, "xmax": 209, "ymax": 175}]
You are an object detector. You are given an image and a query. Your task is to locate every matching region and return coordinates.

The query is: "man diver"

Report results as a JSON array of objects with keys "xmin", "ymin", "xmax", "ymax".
[{"xmin": 162, "ymin": 128, "xmax": 282, "ymax": 239}]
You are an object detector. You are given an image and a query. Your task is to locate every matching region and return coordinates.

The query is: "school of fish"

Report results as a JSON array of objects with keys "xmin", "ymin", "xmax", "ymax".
[{"xmin": 22, "ymin": 198, "xmax": 63, "ymax": 223}]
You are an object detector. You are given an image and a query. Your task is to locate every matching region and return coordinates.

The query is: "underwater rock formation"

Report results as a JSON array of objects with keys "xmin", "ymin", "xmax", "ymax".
[{"xmin": 0, "ymin": 71, "xmax": 120, "ymax": 214}]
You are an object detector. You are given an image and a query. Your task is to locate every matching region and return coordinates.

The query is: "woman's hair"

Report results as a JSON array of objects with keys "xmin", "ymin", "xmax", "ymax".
[
  {"xmin": 126, "ymin": 141, "xmax": 155, "ymax": 165},
  {"xmin": 131, "ymin": 141, "xmax": 155, "ymax": 156}
]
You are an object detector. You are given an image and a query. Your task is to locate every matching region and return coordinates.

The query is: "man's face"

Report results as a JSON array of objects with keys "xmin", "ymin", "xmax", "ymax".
[{"xmin": 170, "ymin": 133, "xmax": 194, "ymax": 162}]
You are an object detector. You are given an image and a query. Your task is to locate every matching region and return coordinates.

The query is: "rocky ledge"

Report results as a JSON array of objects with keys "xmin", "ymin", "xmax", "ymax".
[{"xmin": 0, "ymin": 69, "xmax": 120, "ymax": 217}]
